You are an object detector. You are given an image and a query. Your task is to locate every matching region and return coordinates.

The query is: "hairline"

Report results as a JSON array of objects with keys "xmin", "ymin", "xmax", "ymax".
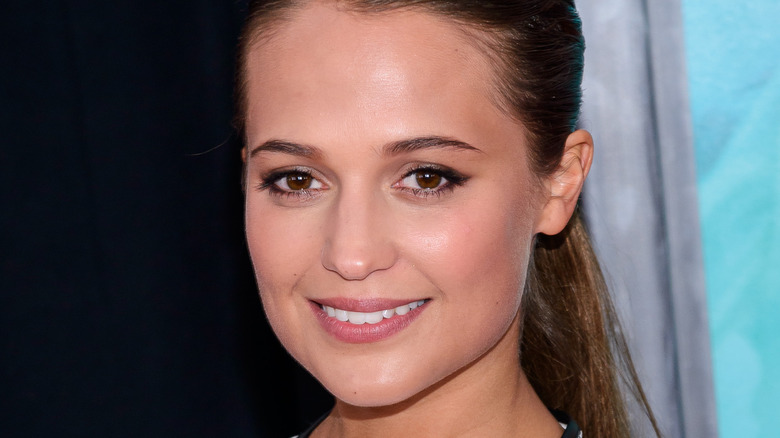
[{"xmin": 236, "ymin": 0, "xmax": 540, "ymax": 182}]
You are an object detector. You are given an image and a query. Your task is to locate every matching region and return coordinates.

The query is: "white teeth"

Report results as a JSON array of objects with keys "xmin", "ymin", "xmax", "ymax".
[
  {"xmin": 322, "ymin": 300, "xmax": 426, "ymax": 325},
  {"xmin": 365, "ymin": 311, "xmax": 384, "ymax": 324},
  {"xmin": 347, "ymin": 311, "xmax": 366, "ymax": 324}
]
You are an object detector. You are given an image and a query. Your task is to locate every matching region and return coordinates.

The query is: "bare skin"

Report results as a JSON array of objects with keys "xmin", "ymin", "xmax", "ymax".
[
  {"xmin": 242, "ymin": 2, "xmax": 593, "ymax": 437},
  {"xmin": 314, "ymin": 313, "xmax": 562, "ymax": 438}
]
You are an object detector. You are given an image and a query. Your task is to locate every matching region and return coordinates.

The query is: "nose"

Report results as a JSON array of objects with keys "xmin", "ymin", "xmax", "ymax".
[{"xmin": 321, "ymin": 189, "xmax": 398, "ymax": 280}]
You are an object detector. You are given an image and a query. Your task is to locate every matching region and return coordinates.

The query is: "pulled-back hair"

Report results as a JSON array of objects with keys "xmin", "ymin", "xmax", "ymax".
[{"xmin": 236, "ymin": 1, "xmax": 660, "ymax": 437}]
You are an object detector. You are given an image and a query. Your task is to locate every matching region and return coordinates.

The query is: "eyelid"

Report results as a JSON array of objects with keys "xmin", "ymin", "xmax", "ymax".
[
  {"xmin": 255, "ymin": 163, "xmax": 468, "ymax": 201},
  {"xmin": 394, "ymin": 163, "xmax": 469, "ymax": 197},
  {"xmin": 258, "ymin": 166, "xmax": 320, "ymax": 185},
  {"xmin": 256, "ymin": 166, "xmax": 328, "ymax": 200},
  {"xmin": 399, "ymin": 163, "xmax": 468, "ymax": 182}
]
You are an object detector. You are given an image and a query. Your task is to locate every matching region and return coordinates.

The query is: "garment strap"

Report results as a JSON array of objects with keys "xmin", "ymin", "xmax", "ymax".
[
  {"xmin": 296, "ymin": 409, "xmax": 582, "ymax": 437},
  {"xmin": 295, "ymin": 411, "xmax": 330, "ymax": 438},
  {"xmin": 552, "ymin": 410, "xmax": 583, "ymax": 438}
]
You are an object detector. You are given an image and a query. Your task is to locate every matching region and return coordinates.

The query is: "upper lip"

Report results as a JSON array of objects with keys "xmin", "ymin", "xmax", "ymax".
[{"xmin": 312, "ymin": 297, "xmax": 428, "ymax": 312}]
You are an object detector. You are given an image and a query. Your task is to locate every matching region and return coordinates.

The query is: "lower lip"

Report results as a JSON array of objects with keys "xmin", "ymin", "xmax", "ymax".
[{"xmin": 310, "ymin": 301, "xmax": 427, "ymax": 344}]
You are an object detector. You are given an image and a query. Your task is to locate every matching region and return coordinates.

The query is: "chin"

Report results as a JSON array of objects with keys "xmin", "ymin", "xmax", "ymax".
[
  {"xmin": 314, "ymin": 368, "xmax": 436, "ymax": 408},
  {"xmin": 327, "ymin": 384, "xmax": 420, "ymax": 408}
]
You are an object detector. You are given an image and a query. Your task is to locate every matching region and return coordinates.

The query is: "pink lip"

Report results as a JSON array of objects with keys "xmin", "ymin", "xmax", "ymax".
[{"xmin": 309, "ymin": 299, "xmax": 428, "ymax": 344}]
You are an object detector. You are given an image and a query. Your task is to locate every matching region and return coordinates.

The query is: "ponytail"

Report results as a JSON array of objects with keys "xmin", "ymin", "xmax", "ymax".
[{"xmin": 522, "ymin": 209, "xmax": 661, "ymax": 437}]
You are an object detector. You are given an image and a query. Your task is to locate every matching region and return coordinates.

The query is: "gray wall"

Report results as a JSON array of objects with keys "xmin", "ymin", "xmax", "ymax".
[{"xmin": 578, "ymin": 0, "xmax": 717, "ymax": 436}]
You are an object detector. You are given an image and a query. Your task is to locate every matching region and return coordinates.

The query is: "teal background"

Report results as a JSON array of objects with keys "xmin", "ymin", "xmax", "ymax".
[{"xmin": 682, "ymin": 1, "xmax": 780, "ymax": 436}]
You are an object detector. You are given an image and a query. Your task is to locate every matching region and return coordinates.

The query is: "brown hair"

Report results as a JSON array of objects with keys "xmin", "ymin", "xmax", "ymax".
[{"xmin": 236, "ymin": 1, "xmax": 660, "ymax": 436}]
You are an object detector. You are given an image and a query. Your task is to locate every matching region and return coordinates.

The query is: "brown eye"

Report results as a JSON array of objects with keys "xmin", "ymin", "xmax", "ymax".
[
  {"xmin": 286, "ymin": 173, "xmax": 313, "ymax": 190},
  {"xmin": 396, "ymin": 165, "xmax": 466, "ymax": 198},
  {"xmin": 268, "ymin": 170, "xmax": 324, "ymax": 193},
  {"xmin": 415, "ymin": 171, "xmax": 442, "ymax": 189}
]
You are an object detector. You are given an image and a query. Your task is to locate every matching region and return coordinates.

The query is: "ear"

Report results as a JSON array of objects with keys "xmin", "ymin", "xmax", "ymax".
[
  {"xmin": 535, "ymin": 129, "xmax": 594, "ymax": 236},
  {"xmin": 241, "ymin": 146, "xmax": 247, "ymax": 163}
]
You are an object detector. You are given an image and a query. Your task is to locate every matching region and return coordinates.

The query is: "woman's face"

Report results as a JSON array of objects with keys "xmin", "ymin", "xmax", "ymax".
[{"xmin": 244, "ymin": 3, "xmax": 548, "ymax": 407}]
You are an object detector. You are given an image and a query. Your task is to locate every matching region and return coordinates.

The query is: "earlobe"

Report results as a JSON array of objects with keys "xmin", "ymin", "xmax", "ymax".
[{"xmin": 535, "ymin": 129, "xmax": 594, "ymax": 236}]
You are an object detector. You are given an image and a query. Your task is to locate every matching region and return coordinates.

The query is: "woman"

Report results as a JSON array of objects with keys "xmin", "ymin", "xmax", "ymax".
[{"xmin": 237, "ymin": 0, "xmax": 659, "ymax": 436}]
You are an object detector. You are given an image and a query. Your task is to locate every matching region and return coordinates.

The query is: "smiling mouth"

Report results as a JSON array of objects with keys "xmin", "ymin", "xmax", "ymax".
[{"xmin": 319, "ymin": 299, "xmax": 430, "ymax": 325}]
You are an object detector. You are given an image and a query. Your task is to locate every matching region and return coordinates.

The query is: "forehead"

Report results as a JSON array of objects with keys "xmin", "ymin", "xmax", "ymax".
[{"xmin": 243, "ymin": 1, "xmax": 513, "ymax": 148}]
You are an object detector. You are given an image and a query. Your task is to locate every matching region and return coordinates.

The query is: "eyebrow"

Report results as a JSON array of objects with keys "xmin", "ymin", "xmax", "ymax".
[
  {"xmin": 250, "ymin": 139, "xmax": 323, "ymax": 159},
  {"xmin": 384, "ymin": 136, "xmax": 482, "ymax": 155},
  {"xmin": 249, "ymin": 135, "xmax": 482, "ymax": 158}
]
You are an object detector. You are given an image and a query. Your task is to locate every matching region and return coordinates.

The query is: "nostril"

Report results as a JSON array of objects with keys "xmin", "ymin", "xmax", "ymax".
[
  {"xmin": 320, "ymin": 239, "xmax": 397, "ymax": 280},
  {"xmin": 320, "ymin": 199, "xmax": 399, "ymax": 280}
]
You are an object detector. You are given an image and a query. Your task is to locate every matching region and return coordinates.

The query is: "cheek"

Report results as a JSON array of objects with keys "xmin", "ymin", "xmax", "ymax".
[
  {"xmin": 244, "ymin": 200, "xmax": 328, "ymax": 374},
  {"xmin": 246, "ymin": 198, "xmax": 319, "ymax": 272},
  {"xmin": 390, "ymin": 199, "xmax": 534, "ymax": 385},
  {"xmin": 244, "ymin": 199, "xmax": 320, "ymax": 325},
  {"xmin": 402, "ymin": 196, "xmax": 535, "ymax": 310}
]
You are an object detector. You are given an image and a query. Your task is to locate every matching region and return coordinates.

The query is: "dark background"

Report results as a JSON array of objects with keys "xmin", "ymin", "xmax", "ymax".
[{"xmin": 0, "ymin": 1, "xmax": 331, "ymax": 436}]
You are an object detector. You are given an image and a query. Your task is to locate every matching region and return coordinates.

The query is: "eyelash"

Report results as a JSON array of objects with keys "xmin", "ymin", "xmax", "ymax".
[
  {"xmin": 257, "ymin": 168, "xmax": 325, "ymax": 200},
  {"xmin": 395, "ymin": 165, "xmax": 468, "ymax": 198},
  {"xmin": 256, "ymin": 165, "xmax": 468, "ymax": 200}
]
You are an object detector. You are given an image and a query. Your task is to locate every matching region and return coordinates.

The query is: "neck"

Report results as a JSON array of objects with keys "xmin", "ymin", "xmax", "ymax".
[{"xmin": 312, "ymin": 317, "xmax": 562, "ymax": 438}]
